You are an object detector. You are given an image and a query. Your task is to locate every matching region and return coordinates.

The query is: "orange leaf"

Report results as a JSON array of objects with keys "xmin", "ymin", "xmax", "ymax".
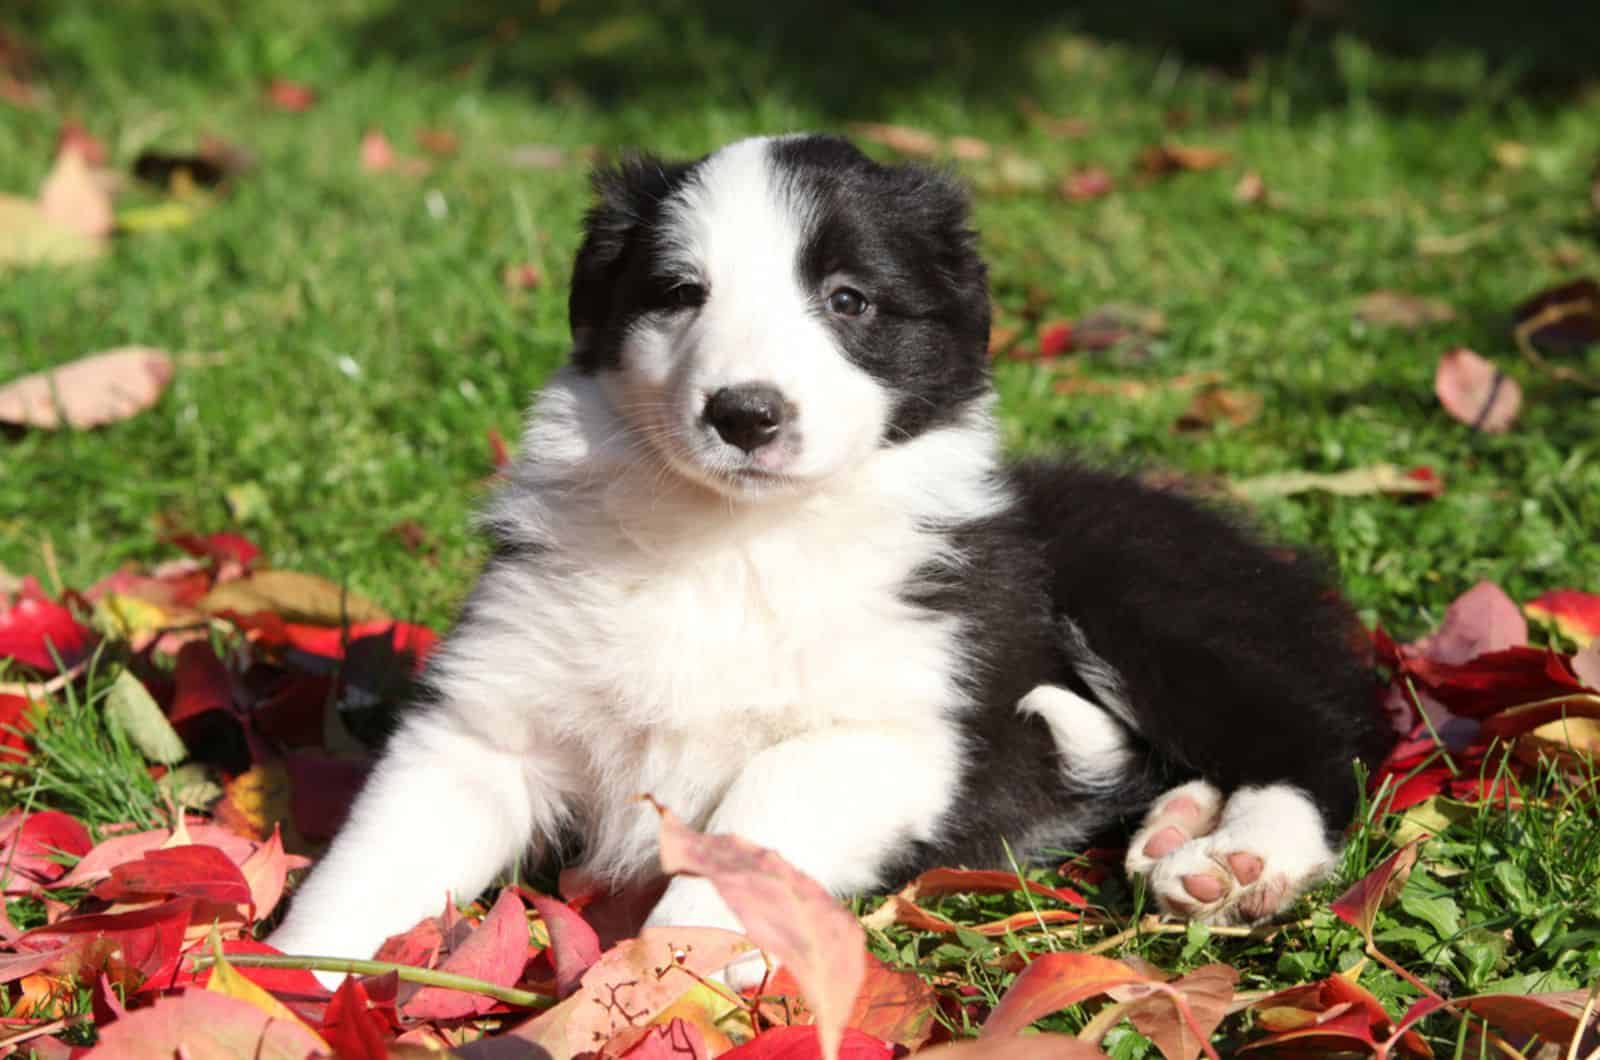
[
  {"xmin": 1524, "ymin": 590, "xmax": 1600, "ymax": 648},
  {"xmin": 980, "ymin": 952, "xmax": 1154, "ymax": 1038},
  {"xmin": 404, "ymin": 889, "xmax": 531, "ymax": 1020},
  {"xmin": 656, "ymin": 806, "xmax": 865, "ymax": 1060}
]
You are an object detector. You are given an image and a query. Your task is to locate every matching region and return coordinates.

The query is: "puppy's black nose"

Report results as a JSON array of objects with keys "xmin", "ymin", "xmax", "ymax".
[{"xmin": 704, "ymin": 384, "xmax": 787, "ymax": 453}]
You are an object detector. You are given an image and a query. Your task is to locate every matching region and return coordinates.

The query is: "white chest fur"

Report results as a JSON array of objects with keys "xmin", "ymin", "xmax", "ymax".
[{"xmin": 420, "ymin": 371, "xmax": 1007, "ymax": 883}]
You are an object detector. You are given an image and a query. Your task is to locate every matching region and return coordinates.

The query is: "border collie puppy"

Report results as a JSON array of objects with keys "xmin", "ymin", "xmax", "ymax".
[{"xmin": 270, "ymin": 134, "xmax": 1391, "ymax": 981}]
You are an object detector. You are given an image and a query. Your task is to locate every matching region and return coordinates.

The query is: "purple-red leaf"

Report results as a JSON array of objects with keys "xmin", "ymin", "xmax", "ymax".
[
  {"xmin": 717, "ymin": 1027, "xmax": 893, "ymax": 1060},
  {"xmin": 0, "ymin": 809, "xmax": 92, "ymax": 892},
  {"xmin": 526, "ymin": 892, "xmax": 601, "ymax": 999},
  {"xmin": 1412, "ymin": 581, "xmax": 1527, "ymax": 664}
]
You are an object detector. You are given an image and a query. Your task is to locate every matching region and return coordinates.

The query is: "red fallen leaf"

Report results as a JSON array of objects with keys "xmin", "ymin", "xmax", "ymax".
[
  {"xmin": 718, "ymin": 1027, "xmax": 893, "ymax": 1060},
  {"xmin": 169, "ymin": 640, "xmax": 234, "ymax": 726},
  {"xmin": 1412, "ymin": 581, "xmax": 1527, "ymax": 665},
  {"xmin": 279, "ymin": 619, "xmax": 438, "ymax": 673},
  {"xmin": 178, "ymin": 938, "xmax": 331, "ymax": 1024},
  {"xmin": 1060, "ymin": 166, "xmax": 1114, "ymax": 202},
  {"xmin": 0, "ymin": 947, "xmax": 73, "ymax": 984},
  {"xmin": 618, "ymin": 1018, "xmax": 711, "ymax": 1060},
  {"xmin": 898, "ymin": 867, "xmax": 1085, "ymax": 907},
  {"xmin": 503, "ymin": 262, "xmax": 544, "ymax": 291},
  {"xmin": 264, "ymin": 78, "xmax": 316, "ymax": 111},
  {"xmin": 251, "ymin": 672, "xmax": 336, "ymax": 749},
  {"xmin": 56, "ymin": 120, "xmax": 108, "ymax": 166},
  {"xmin": 321, "ymin": 975, "xmax": 392, "ymax": 1060},
  {"xmin": 0, "ymin": 810, "xmax": 93, "ymax": 893},
  {"xmin": 488, "ymin": 426, "xmax": 512, "ymax": 469},
  {"xmin": 84, "ymin": 985, "xmax": 328, "ymax": 1058},
  {"xmin": 526, "ymin": 892, "xmax": 601, "ymax": 999},
  {"xmin": 415, "ymin": 127, "xmax": 460, "ymax": 157},
  {"xmin": 1435, "ymin": 348, "xmax": 1521, "ymax": 433},
  {"xmin": 917, "ymin": 1037, "xmax": 1107, "ymax": 1059},
  {"xmin": 54, "ymin": 818, "xmax": 261, "ymax": 888},
  {"xmin": 360, "ymin": 129, "xmax": 430, "ymax": 176},
  {"xmin": 1245, "ymin": 972, "xmax": 1429, "ymax": 1057},
  {"xmin": 1035, "ymin": 321, "xmax": 1073, "ymax": 359},
  {"xmin": 21, "ymin": 897, "xmax": 195, "ymax": 989},
  {"xmin": 980, "ymin": 953, "xmax": 1153, "ymax": 1038},
  {"xmin": 1405, "ymin": 466, "xmax": 1444, "ymax": 498},
  {"xmin": 0, "ymin": 581, "xmax": 94, "ymax": 673},
  {"xmin": 655, "ymin": 805, "xmax": 865, "ymax": 1060},
  {"xmin": 404, "ymin": 889, "xmax": 530, "ymax": 1020},
  {"xmin": 284, "ymin": 751, "xmax": 370, "ymax": 842},
  {"xmin": 1479, "ymin": 694, "xmax": 1600, "ymax": 741},
  {"xmin": 166, "ymin": 531, "xmax": 260, "ymax": 573},
  {"xmin": 1330, "ymin": 842, "xmax": 1419, "ymax": 941},
  {"xmin": 1403, "ymin": 646, "xmax": 1582, "ymax": 717},
  {"xmin": 92, "ymin": 970, "xmax": 127, "ymax": 1025},
  {"xmin": 1120, "ymin": 963, "xmax": 1237, "ymax": 1060},
  {"xmin": 1525, "ymin": 589, "xmax": 1600, "ymax": 647},
  {"xmin": 0, "ymin": 693, "xmax": 35, "ymax": 763},
  {"xmin": 93, "ymin": 844, "xmax": 252, "ymax": 908}
]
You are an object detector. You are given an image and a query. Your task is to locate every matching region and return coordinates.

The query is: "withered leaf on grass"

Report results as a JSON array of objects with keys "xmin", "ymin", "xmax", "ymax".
[
  {"xmin": 847, "ymin": 122, "xmax": 942, "ymax": 159},
  {"xmin": 0, "ymin": 194, "xmax": 105, "ymax": 268},
  {"xmin": 1330, "ymin": 842, "xmax": 1419, "ymax": 940},
  {"xmin": 1138, "ymin": 143, "xmax": 1233, "ymax": 176},
  {"xmin": 1175, "ymin": 385, "xmax": 1261, "ymax": 432},
  {"xmin": 1229, "ymin": 464, "xmax": 1442, "ymax": 502},
  {"xmin": 1356, "ymin": 290, "xmax": 1457, "ymax": 329},
  {"xmin": 0, "ymin": 348, "xmax": 174, "ymax": 430},
  {"xmin": 1233, "ymin": 171, "xmax": 1268, "ymax": 205},
  {"xmin": 39, "ymin": 147, "xmax": 114, "ymax": 239},
  {"xmin": 1435, "ymin": 347, "xmax": 1521, "ymax": 433},
  {"xmin": 360, "ymin": 130, "xmax": 431, "ymax": 176},
  {"xmin": 1059, "ymin": 166, "xmax": 1114, "ymax": 202}
]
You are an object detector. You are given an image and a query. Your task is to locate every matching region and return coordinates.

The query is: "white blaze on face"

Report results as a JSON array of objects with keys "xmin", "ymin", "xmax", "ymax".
[{"xmin": 608, "ymin": 136, "xmax": 891, "ymax": 495}]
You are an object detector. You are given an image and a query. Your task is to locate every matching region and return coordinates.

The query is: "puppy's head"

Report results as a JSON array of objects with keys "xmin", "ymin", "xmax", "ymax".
[{"xmin": 568, "ymin": 134, "xmax": 991, "ymax": 499}]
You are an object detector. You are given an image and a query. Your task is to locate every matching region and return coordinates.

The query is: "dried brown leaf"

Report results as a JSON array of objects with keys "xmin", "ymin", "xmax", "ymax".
[
  {"xmin": 1229, "ymin": 464, "xmax": 1443, "ymax": 502},
  {"xmin": 0, "ymin": 194, "xmax": 104, "ymax": 268},
  {"xmin": 848, "ymin": 122, "xmax": 941, "ymax": 158},
  {"xmin": 1356, "ymin": 290, "xmax": 1457, "ymax": 329},
  {"xmin": 1175, "ymin": 385, "xmax": 1261, "ymax": 432},
  {"xmin": 1138, "ymin": 143, "xmax": 1232, "ymax": 175}
]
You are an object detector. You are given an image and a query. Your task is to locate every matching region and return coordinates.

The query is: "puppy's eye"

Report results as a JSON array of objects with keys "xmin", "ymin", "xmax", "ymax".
[
  {"xmin": 825, "ymin": 287, "xmax": 869, "ymax": 317},
  {"xmin": 667, "ymin": 283, "xmax": 707, "ymax": 310}
]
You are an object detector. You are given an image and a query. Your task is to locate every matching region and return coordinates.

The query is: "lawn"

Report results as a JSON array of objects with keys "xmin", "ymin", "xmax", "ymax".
[{"xmin": 2, "ymin": 1, "xmax": 1600, "ymax": 1056}]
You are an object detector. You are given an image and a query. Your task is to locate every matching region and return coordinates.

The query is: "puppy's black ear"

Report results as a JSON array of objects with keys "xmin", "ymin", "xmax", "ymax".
[{"xmin": 568, "ymin": 155, "xmax": 694, "ymax": 372}]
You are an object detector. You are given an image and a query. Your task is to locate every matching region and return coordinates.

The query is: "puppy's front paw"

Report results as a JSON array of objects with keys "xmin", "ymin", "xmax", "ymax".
[
  {"xmin": 1127, "ymin": 783, "xmax": 1336, "ymax": 926},
  {"xmin": 645, "ymin": 878, "xmax": 772, "ymax": 993}
]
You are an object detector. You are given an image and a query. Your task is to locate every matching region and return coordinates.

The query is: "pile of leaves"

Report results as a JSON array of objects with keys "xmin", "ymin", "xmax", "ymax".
[{"xmin": 2, "ymin": 534, "xmax": 1599, "ymax": 1057}]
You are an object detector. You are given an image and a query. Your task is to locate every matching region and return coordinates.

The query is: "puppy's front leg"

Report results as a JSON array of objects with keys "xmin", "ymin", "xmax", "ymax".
[
  {"xmin": 644, "ymin": 724, "xmax": 956, "ymax": 983},
  {"xmin": 269, "ymin": 711, "xmax": 570, "ymax": 968}
]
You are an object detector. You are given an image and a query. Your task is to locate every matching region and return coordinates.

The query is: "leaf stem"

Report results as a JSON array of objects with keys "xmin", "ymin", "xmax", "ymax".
[{"xmin": 187, "ymin": 953, "xmax": 555, "ymax": 1010}]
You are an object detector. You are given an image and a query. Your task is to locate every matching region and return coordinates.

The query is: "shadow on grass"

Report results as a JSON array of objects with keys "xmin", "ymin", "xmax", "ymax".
[{"xmin": 345, "ymin": 0, "xmax": 1600, "ymax": 117}]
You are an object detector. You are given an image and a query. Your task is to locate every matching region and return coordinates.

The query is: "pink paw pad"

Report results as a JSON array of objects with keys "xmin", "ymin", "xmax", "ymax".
[
  {"xmin": 1143, "ymin": 826, "xmax": 1186, "ymax": 860},
  {"xmin": 1227, "ymin": 852, "xmax": 1263, "ymax": 884},
  {"xmin": 1181, "ymin": 873, "xmax": 1226, "ymax": 903},
  {"xmin": 1237, "ymin": 876, "xmax": 1289, "ymax": 921}
]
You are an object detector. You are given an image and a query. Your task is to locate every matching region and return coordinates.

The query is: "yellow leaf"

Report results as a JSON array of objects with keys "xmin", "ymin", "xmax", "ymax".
[
  {"xmin": 199, "ymin": 570, "xmax": 389, "ymax": 626},
  {"xmin": 651, "ymin": 979, "xmax": 754, "ymax": 1051},
  {"xmin": 0, "ymin": 194, "xmax": 104, "ymax": 268},
  {"xmin": 205, "ymin": 927, "xmax": 331, "ymax": 1051},
  {"xmin": 117, "ymin": 202, "xmax": 199, "ymax": 232}
]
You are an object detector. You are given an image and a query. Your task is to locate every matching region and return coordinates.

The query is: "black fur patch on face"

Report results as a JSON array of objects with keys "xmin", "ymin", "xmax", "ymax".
[
  {"xmin": 568, "ymin": 155, "xmax": 701, "ymax": 374},
  {"xmin": 770, "ymin": 135, "xmax": 993, "ymax": 441}
]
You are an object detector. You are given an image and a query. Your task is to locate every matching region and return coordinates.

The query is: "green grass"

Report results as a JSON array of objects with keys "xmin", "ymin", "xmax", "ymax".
[
  {"xmin": 2, "ymin": 0, "xmax": 1597, "ymax": 636},
  {"xmin": 3, "ymin": 1, "xmax": 1600, "ymax": 1053}
]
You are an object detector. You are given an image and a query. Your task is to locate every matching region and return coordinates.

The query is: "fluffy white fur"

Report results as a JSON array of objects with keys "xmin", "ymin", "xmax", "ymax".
[{"xmin": 270, "ymin": 137, "xmax": 1010, "ymax": 975}]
